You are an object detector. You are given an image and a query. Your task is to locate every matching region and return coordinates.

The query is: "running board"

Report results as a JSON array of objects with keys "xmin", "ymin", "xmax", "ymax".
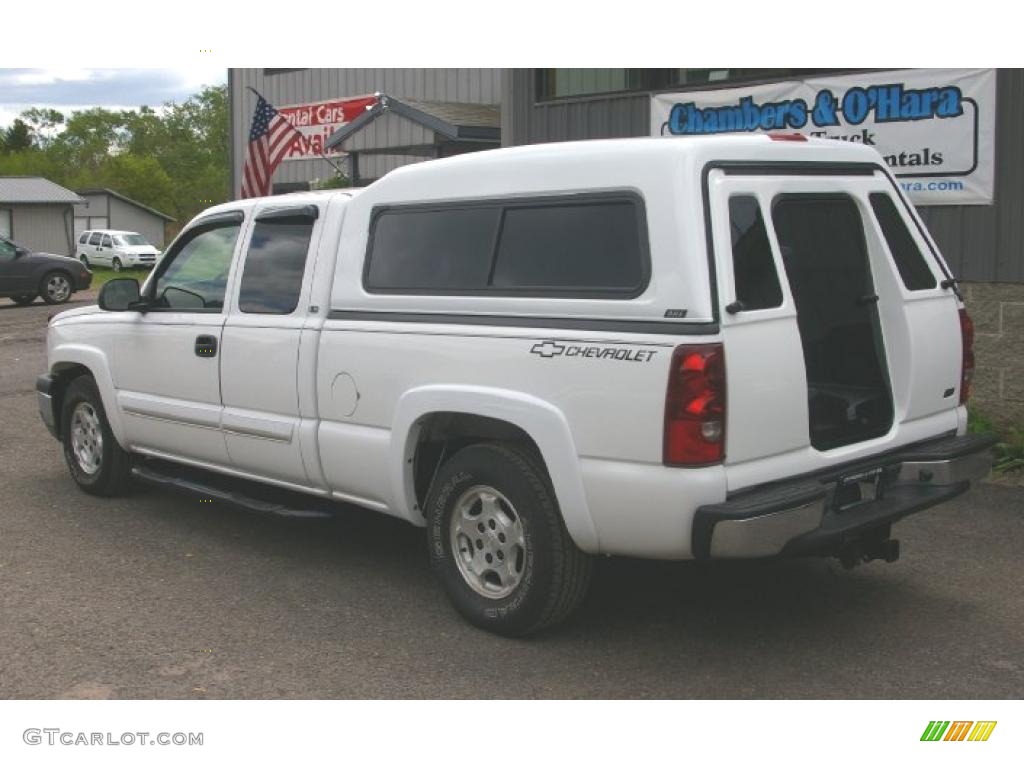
[{"xmin": 131, "ymin": 461, "xmax": 335, "ymax": 520}]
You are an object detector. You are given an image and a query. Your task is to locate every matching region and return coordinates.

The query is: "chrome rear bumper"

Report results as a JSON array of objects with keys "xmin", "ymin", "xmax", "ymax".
[{"xmin": 695, "ymin": 432, "xmax": 997, "ymax": 559}]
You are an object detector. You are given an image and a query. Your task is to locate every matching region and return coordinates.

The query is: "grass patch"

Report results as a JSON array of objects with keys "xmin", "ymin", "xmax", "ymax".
[
  {"xmin": 87, "ymin": 266, "xmax": 152, "ymax": 292},
  {"xmin": 968, "ymin": 406, "xmax": 1024, "ymax": 474}
]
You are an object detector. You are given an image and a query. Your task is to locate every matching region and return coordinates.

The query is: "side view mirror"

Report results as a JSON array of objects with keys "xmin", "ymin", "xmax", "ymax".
[
  {"xmin": 14, "ymin": 246, "xmax": 28, "ymax": 258},
  {"xmin": 98, "ymin": 278, "xmax": 142, "ymax": 311}
]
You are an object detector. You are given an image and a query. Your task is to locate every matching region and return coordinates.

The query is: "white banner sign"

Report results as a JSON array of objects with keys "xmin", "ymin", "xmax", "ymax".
[{"xmin": 652, "ymin": 69, "xmax": 996, "ymax": 205}]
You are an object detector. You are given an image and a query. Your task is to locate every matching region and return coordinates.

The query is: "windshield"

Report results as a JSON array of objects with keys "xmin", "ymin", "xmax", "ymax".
[{"xmin": 117, "ymin": 234, "xmax": 149, "ymax": 246}]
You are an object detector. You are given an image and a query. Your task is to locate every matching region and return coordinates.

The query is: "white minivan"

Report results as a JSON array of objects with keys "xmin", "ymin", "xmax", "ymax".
[
  {"xmin": 40, "ymin": 135, "xmax": 995, "ymax": 635},
  {"xmin": 76, "ymin": 230, "xmax": 160, "ymax": 271}
]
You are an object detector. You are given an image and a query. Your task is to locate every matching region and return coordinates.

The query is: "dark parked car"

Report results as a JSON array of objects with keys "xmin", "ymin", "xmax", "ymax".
[{"xmin": 0, "ymin": 235, "xmax": 92, "ymax": 305}]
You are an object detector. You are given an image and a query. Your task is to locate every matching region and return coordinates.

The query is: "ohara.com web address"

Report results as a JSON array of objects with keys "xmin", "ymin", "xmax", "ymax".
[
  {"xmin": 23, "ymin": 729, "xmax": 203, "ymax": 747},
  {"xmin": 899, "ymin": 179, "xmax": 965, "ymax": 193}
]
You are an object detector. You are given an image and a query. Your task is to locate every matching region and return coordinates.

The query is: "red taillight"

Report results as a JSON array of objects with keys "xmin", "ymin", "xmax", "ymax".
[
  {"xmin": 959, "ymin": 308, "xmax": 975, "ymax": 405},
  {"xmin": 664, "ymin": 343, "xmax": 726, "ymax": 466},
  {"xmin": 768, "ymin": 133, "xmax": 807, "ymax": 142}
]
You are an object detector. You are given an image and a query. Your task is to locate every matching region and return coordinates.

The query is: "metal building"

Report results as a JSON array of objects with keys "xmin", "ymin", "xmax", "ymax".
[
  {"xmin": 74, "ymin": 188, "xmax": 175, "ymax": 248},
  {"xmin": 228, "ymin": 69, "xmax": 502, "ymax": 195},
  {"xmin": 228, "ymin": 68, "xmax": 1024, "ymax": 425},
  {"xmin": 0, "ymin": 177, "xmax": 82, "ymax": 255}
]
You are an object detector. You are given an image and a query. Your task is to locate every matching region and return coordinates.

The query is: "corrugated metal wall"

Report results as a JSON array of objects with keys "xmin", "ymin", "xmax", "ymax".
[
  {"xmin": 109, "ymin": 197, "xmax": 167, "ymax": 248},
  {"xmin": 917, "ymin": 70, "xmax": 1024, "ymax": 283},
  {"xmin": 230, "ymin": 69, "xmax": 502, "ymax": 196},
  {"xmin": 502, "ymin": 69, "xmax": 651, "ymax": 145},
  {"xmin": 11, "ymin": 204, "xmax": 75, "ymax": 255},
  {"xmin": 75, "ymin": 193, "xmax": 109, "ymax": 218},
  {"xmin": 502, "ymin": 68, "xmax": 1024, "ymax": 284}
]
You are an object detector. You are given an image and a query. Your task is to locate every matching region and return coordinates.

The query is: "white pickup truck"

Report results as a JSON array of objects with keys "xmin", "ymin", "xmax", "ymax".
[{"xmin": 37, "ymin": 136, "xmax": 995, "ymax": 635}]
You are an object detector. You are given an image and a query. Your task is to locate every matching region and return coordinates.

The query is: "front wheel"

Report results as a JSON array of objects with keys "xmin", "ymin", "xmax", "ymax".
[
  {"xmin": 111, "ymin": 257, "xmax": 122, "ymax": 273},
  {"xmin": 40, "ymin": 271, "xmax": 72, "ymax": 304},
  {"xmin": 60, "ymin": 375, "xmax": 133, "ymax": 496},
  {"xmin": 79, "ymin": 254, "xmax": 90, "ymax": 268},
  {"xmin": 426, "ymin": 442, "xmax": 592, "ymax": 636}
]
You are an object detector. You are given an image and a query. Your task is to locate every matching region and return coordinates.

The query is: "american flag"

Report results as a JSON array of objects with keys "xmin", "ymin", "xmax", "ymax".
[{"xmin": 241, "ymin": 94, "xmax": 300, "ymax": 198}]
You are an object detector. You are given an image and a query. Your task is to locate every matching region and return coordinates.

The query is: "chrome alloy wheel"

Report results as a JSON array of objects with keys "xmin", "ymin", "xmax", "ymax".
[
  {"xmin": 70, "ymin": 402, "xmax": 104, "ymax": 475},
  {"xmin": 46, "ymin": 273, "xmax": 71, "ymax": 302},
  {"xmin": 449, "ymin": 485, "xmax": 526, "ymax": 599}
]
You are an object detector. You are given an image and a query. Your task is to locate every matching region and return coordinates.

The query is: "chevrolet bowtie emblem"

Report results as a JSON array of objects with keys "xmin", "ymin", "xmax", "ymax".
[{"xmin": 530, "ymin": 341, "xmax": 566, "ymax": 358}]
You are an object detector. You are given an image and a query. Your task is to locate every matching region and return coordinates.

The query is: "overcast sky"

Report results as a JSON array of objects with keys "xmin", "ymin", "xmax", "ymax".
[{"xmin": 0, "ymin": 68, "xmax": 227, "ymax": 129}]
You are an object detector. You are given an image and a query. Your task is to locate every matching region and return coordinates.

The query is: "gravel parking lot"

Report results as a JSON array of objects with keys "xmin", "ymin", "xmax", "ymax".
[{"xmin": 1, "ymin": 293, "xmax": 1022, "ymax": 699}]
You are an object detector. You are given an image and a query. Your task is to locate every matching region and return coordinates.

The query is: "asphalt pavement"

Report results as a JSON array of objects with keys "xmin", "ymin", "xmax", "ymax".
[{"xmin": 1, "ymin": 293, "xmax": 1022, "ymax": 698}]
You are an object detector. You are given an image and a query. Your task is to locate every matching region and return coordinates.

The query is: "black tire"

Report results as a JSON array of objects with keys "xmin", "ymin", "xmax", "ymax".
[
  {"xmin": 60, "ymin": 375, "xmax": 133, "ymax": 496},
  {"xmin": 426, "ymin": 442, "xmax": 592, "ymax": 637},
  {"xmin": 111, "ymin": 257, "xmax": 122, "ymax": 273},
  {"xmin": 11, "ymin": 294, "xmax": 35, "ymax": 305},
  {"xmin": 39, "ymin": 270, "xmax": 73, "ymax": 305},
  {"xmin": 79, "ymin": 254, "xmax": 90, "ymax": 268}
]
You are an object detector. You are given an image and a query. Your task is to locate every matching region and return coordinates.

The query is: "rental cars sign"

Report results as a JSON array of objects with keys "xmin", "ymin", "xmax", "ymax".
[
  {"xmin": 276, "ymin": 95, "xmax": 377, "ymax": 162},
  {"xmin": 652, "ymin": 69, "xmax": 996, "ymax": 205}
]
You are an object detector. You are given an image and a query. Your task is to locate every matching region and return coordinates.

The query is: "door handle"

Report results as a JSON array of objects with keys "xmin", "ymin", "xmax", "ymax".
[
  {"xmin": 856, "ymin": 293, "xmax": 879, "ymax": 306},
  {"xmin": 195, "ymin": 335, "xmax": 218, "ymax": 357}
]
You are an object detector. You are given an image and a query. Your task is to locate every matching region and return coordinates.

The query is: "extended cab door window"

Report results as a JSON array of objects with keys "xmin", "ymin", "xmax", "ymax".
[
  {"xmin": 150, "ymin": 219, "xmax": 242, "ymax": 311},
  {"xmin": 237, "ymin": 210, "xmax": 316, "ymax": 314}
]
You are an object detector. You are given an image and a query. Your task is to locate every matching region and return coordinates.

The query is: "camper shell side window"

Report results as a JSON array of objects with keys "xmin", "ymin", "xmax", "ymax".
[{"xmin": 363, "ymin": 192, "xmax": 651, "ymax": 299}]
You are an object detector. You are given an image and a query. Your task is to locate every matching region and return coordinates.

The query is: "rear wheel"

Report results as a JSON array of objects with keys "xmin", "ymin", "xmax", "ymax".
[
  {"xmin": 111, "ymin": 257, "xmax": 123, "ymax": 273},
  {"xmin": 40, "ymin": 271, "xmax": 72, "ymax": 304},
  {"xmin": 60, "ymin": 375, "xmax": 132, "ymax": 496},
  {"xmin": 11, "ymin": 294, "xmax": 35, "ymax": 305},
  {"xmin": 426, "ymin": 442, "xmax": 592, "ymax": 636}
]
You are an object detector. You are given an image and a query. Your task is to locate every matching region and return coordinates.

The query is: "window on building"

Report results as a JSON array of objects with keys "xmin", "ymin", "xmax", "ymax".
[
  {"xmin": 869, "ymin": 193, "xmax": 937, "ymax": 291},
  {"xmin": 365, "ymin": 195, "xmax": 648, "ymax": 296},
  {"xmin": 1, "ymin": 208, "xmax": 13, "ymax": 238},
  {"xmin": 535, "ymin": 69, "xmax": 839, "ymax": 101},
  {"xmin": 238, "ymin": 216, "xmax": 315, "ymax": 314},
  {"xmin": 728, "ymin": 196, "xmax": 782, "ymax": 310}
]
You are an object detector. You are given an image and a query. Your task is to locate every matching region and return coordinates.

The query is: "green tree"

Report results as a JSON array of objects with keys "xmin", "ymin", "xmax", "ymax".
[
  {"xmin": 66, "ymin": 154, "xmax": 176, "ymax": 217},
  {"xmin": 48, "ymin": 108, "xmax": 130, "ymax": 173},
  {"xmin": 156, "ymin": 85, "xmax": 229, "ymax": 217},
  {"xmin": 0, "ymin": 82, "xmax": 228, "ymax": 225},
  {"xmin": 312, "ymin": 172, "xmax": 351, "ymax": 189},
  {"xmin": 2, "ymin": 119, "xmax": 33, "ymax": 153},
  {"xmin": 19, "ymin": 108, "xmax": 65, "ymax": 147}
]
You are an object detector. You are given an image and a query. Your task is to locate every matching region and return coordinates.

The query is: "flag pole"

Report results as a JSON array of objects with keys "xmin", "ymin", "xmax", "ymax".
[{"xmin": 245, "ymin": 86, "xmax": 349, "ymax": 178}]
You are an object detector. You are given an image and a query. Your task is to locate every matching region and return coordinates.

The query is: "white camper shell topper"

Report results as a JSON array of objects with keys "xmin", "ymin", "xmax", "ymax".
[{"xmin": 38, "ymin": 135, "xmax": 995, "ymax": 636}]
